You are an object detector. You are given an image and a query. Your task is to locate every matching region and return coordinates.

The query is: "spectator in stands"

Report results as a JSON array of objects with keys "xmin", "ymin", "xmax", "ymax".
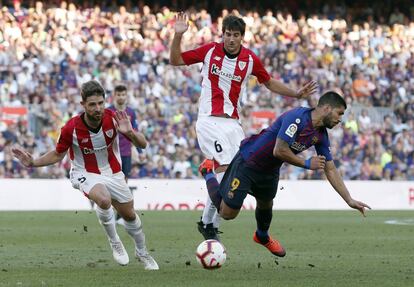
[{"xmin": 0, "ymin": 2, "xmax": 412, "ymax": 181}]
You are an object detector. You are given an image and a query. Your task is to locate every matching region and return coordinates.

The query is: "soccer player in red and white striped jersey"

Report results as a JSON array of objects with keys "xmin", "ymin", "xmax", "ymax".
[
  {"xmin": 12, "ymin": 80, "xmax": 159, "ymax": 270},
  {"xmin": 170, "ymin": 13, "xmax": 318, "ymax": 240}
]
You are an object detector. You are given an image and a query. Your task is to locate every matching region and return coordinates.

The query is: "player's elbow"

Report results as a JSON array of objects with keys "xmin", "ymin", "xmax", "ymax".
[
  {"xmin": 273, "ymin": 148, "xmax": 284, "ymax": 159},
  {"xmin": 137, "ymin": 140, "xmax": 147, "ymax": 149},
  {"xmin": 169, "ymin": 55, "xmax": 184, "ymax": 66},
  {"xmin": 169, "ymin": 57, "xmax": 180, "ymax": 66}
]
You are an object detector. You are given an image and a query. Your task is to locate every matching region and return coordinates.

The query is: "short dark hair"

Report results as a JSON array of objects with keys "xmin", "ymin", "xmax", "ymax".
[
  {"xmin": 80, "ymin": 80, "xmax": 105, "ymax": 101},
  {"xmin": 317, "ymin": 91, "xmax": 347, "ymax": 109},
  {"xmin": 222, "ymin": 15, "xmax": 246, "ymax": 35},
  {"xmin": 114, "ymin": 84, "xmax": 127, "ymax": 93}
]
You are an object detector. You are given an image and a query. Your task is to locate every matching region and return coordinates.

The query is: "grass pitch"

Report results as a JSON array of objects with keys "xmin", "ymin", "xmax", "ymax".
[{"xmin": 0, "ymin": 210, "xmax": 413, "ymax": 287}]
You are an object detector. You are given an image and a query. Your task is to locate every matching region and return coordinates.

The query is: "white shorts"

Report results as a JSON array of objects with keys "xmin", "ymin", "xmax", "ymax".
[
  {"xmin": 196, "ymin": 116, "xmax": 245, "ymax": 165},
  {"xmin": 70, "ymin": 170, "xmax": 133, "ymax": 203}
]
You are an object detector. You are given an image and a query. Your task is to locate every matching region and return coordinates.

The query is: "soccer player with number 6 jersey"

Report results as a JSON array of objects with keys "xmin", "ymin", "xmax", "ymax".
[
  {"xmin": 12, "ymin": 80, "xmax": 159, "ymax": 270},
  {"xmin": 170, "ymin": 12, "xmax": 318, "ymax": 240}
]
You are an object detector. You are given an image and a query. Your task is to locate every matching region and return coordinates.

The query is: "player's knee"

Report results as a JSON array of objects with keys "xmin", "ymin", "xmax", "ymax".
[
  {"xmin": 221, "ymin": 212, "xmax": 237, "ymax": 220},
  {"xmin": 122, "ymin": 211, "xmax": 136, "ymax": 222},
  {"xmin": 96, "ymin": 198, "xmax": 112, "ymax": 209},
  {"xmin": 219, "ymin": 206, "xmax": 239, "ymax": 220},
  {"xmin": 256, "ymin": 199, "xmax": 273, "ymax": 210}
]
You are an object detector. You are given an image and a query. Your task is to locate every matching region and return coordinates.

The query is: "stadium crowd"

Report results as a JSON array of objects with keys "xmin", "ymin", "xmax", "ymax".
[{"xmin": 0, "ymin": 1, "xmax": 413, "ymax": 180}]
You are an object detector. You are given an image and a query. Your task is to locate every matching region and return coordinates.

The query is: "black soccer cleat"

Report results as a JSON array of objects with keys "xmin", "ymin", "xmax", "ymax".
[{"xmin": 197, "ymin": 221, "xmax": 221, "ymax": 241}]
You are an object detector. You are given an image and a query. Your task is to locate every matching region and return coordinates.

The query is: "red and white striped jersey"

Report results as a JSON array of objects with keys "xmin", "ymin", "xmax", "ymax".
[
  {"xmin": 182, "ymin": 42, "xmax": 271, "ymax": 119},
  {"xmin": 56, "ymin": 109, "xmax": 122, "ymax": 175}
]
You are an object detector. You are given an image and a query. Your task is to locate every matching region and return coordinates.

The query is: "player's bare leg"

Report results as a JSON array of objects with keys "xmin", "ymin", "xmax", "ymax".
[
  {"xmin": 112, "ymin": 200, "xmax": 159, "ymax": 270},
  {"xmin": 218, "ymin": 201, "xmax": 241, "ymax": 220},
  {"xmin": 89, "ymin": 184, "xmax": 129, "ymax": 265}
]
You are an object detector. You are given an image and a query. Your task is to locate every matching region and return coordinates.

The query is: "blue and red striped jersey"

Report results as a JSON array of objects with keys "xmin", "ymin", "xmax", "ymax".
[{"xmin": 240, "ymin": 107, "xmax": 332, "ymax": 173}]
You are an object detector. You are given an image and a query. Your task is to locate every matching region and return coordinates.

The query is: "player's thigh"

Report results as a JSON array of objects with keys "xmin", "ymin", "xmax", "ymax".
[
  {"xmin": 196, "ymin": 116, "xmax": 244, "ymax": 165},
  {"xmin": 70, "ymin": 170, "xmax": 111, "ymax": 206},
  {"xmin": 250, "ymin": 172, "xmax": 279, "ymax": 203},
  {"xmin": 219, "ymin": 153, "xmax": 251, "ymax": 212},
  {"xmin": 103, "ymin": 172, "xmax": 133, "ymax": 204},
  {"xmin": 220, "ymin": 201, "xmax": 241, "ymax": 220}
]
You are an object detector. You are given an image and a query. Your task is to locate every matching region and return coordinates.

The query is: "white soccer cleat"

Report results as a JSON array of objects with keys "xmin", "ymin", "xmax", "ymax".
[
  {"xmin": 136, "ymin": 252, "xmax": 159, "ymax": 270},
  {"xmin": 110, "ymin": 240, "xmax": 129, "ymax": 266}
]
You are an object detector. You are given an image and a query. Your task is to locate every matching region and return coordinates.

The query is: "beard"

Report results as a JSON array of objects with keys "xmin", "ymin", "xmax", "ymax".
[
  {"xmin": 322, "ymin": 113, "xmax": 335, "ymax": 129},
  {"xmin": 86, "ymin": 111, "xmax": 102, "ymax": 123}
]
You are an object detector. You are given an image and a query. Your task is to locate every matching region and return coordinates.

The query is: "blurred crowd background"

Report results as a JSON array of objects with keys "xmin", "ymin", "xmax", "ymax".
[{"xmin": 0, "ymin": 0, "xmax": 413, "ymax": 180}]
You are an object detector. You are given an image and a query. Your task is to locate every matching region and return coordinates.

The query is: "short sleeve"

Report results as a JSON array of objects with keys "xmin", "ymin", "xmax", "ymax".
[
  {"xmin": 56, "ymin": 122, "xmax": 73, "ymax": 154},
  {"xmin": 251, "ymin": 52, "xmax": 271, "ymax": 83},
  {"xmin": 276, "ymin": 110, "xmax": 301, "ymax": 145},
  {"xmin": 181, "ymin": 42, "xmax": 216, "ymax": 65},
  {"xmin": 315, "ymin": 132, "xmax": 333, "ymax": 161}
]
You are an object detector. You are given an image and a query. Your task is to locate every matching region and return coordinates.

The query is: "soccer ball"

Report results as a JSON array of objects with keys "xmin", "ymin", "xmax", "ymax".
[{"xmin": 195, "ymin": 239, "xmax": 227, "ymax": 269}]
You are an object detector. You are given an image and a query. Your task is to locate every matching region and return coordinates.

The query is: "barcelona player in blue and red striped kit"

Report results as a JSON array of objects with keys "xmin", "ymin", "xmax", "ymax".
[
  {"xmin": 108, "ymin": 85, "xmax": 140, "ymax": 179},
  {"xmin": 199, "ymin": 91, "xmax": 371, "ymax": 257}
]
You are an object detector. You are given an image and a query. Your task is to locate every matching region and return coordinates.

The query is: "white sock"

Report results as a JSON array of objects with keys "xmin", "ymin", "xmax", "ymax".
[
  {"xmin": 201, "ymin": 196, "xmax": 217, "ymax": 225},
  {"xmin": 96, "ymin": 206, "xmax": 119, "ymax": 242},
  {"xmin": 124, "ymin": 214, "xmax": 147, "ymax": 255},
  {"xmin": 202, "ymin": 172, "xmax": 224, "ymax": 226}
]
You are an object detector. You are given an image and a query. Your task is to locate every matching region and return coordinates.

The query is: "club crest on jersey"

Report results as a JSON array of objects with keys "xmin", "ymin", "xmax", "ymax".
[
  {"xmin": 214, "ymin": 56, "xmax": 221, "ymax": 61},
  {"xmin": 105, "ymin": 129, "xmax": 114, "ymax": 138},
  {"xmin": 238, "ymin": 61, "xmax": 246, "ymax": 71},
  {"xmin": 285, "ymin": 124, "xmax": 297, "ymax": 138}
]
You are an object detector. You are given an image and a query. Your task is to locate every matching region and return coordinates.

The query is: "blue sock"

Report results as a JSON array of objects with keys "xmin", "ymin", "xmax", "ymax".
[
  {"xmin": 204, "ymin": 172, "xmax": 215, "ymax": 181},
  {"xmin": 256, "ymin": 229, "xmax": 269, "ymax": 239},
  {"xmin": 255, "ymin": 207, "xmax": 272, "ymax": 242}
]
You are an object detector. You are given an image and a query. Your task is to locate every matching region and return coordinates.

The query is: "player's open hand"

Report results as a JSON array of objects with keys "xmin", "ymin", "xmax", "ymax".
[
  {"xmin": 297, "ymin": 80, "xmax": 318, "ymax": 100},
  {"xmin": 310, "ymin": 155, "xmax": 326, "ymax": 170},
  {"xmin": 174, "ymin": 12, "xmax": 189, "ymax": 34},
  {"xmin": 347, "ymin": 198, "xmax": 371, "ymax": 217},
  {"xmin": 12, "ymin": 146, "xmax": 33, "ymax": 167},
  {"xmin": 114, "ymin": 110, "xmax": 132, "ymax": 134}
]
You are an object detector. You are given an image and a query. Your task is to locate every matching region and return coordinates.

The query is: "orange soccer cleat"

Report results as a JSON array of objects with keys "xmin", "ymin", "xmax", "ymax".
[
  {"xmin": 198, "ymin": 159, "xmax": 214, "ymax": 177},
  {"xmin": 253, "ymin": 232, "xmax": 286, "ymax": 257}
]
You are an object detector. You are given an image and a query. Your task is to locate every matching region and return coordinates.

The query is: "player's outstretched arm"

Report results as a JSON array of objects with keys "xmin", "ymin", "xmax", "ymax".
[
  {"xmin": 114, "ymin": 110, "xmax": 147, "ymax": 149},
  {"xmin": 12, "ymin": 146, "xmax": 65, "ymax": 168},
  {"xmin": 324, "ymin": 160, "xmax": 371, "ymax": 216},
  {"xmin": 264, "ymin": 79, "xmax": 318, "ymax": 100},
  {"xmin": 169, "ymin": 12, "xmax": 188, "ymax": 66}
]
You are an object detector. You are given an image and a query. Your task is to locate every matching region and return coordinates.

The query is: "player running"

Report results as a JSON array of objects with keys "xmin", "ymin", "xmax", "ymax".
[
  {"xmin": 12, "ymin": 80, "xmax": 159, "ymax": 270},
  {"xmin": 170, "ymin": 13, "xmax": 318, "ymax": 240},
  {"xmin": 199, "ymin": 91, "xmax": 371, "ymax": 256}
]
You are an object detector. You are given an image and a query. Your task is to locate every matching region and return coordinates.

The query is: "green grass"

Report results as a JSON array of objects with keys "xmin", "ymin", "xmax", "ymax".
[{"xmin": 0, "ymin": 211, "xmax": 413, "ymax": 287}]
